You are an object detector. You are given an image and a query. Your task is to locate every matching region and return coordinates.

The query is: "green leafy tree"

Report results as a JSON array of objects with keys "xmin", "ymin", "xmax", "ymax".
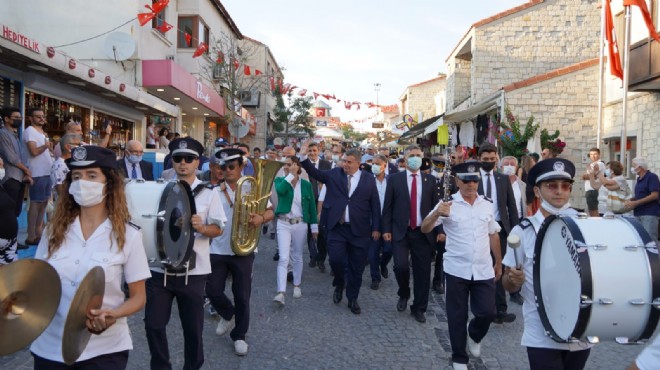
[
  {"xmin": 273, "ymin": 89, "xmax": 314, "ymax": 143},
  {"xmin": 540, "ymin": 129, "xmax": 565, "ymax": 155}
]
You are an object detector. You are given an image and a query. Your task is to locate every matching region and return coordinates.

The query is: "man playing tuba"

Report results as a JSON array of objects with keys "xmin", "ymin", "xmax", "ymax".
[{"xmin": 206, "ymin": 148, "xmax": 275, "ymax": 356}]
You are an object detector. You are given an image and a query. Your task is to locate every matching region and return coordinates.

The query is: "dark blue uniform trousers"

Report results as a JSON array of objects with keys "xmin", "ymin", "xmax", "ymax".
[
  {"xmin": 368, "ymin": 237, "xmax": 392, "ymax": 282},
  {"xmin": 206, "ymin": 253, "xmax": 255, "ymax": 341},
  {"xmin": 327, "ymin": 223, "xmax": 369, "ymax": 301},
  {"xmin": 445, "ymin": 273, "xmax": 496, "ymax": 365},
  {"xmin": 144, "ymin": 272, "xmax": 207, "ymax": 370}
]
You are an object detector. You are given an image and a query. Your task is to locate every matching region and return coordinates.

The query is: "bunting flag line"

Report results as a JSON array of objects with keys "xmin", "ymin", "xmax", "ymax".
[
  {"xmin": 192, "ymin": 42, "xmax": 208, "ymax": 58},
  {"xmin": 244, "ymin": 65, "xmax": 251, "ymax": 75},
  {"xmin": 137, "ymin": 0, "xmax": 170, "ymax": 26}
]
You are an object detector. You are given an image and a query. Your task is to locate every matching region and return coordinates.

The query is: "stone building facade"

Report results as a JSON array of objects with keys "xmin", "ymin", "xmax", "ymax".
[{"xmin": 398, "ymin": 75, "xmax": 447, "ymax": 124}]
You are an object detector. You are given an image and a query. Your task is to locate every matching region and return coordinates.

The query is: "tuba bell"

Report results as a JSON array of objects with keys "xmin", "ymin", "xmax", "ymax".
[{"xmin": 230, "ymin": 158, "xmax": 284, "ymax": 256}]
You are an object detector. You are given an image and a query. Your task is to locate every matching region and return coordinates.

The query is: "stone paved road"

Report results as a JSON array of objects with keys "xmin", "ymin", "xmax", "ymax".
[{"xmin": 1, "ymin": 235, "xmax": 652, "ymax": 369}]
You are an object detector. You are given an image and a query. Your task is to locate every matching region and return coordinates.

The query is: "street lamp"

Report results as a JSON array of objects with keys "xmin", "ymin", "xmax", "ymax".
[{"xmin": 374, "ymin": 83, "xmax": 381, "ymax": 116}]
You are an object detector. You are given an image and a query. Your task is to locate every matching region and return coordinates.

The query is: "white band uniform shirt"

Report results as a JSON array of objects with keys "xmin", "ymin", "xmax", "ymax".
[
  {"xmin": 502, "ymin": 208, "xmax": 592, "ymax": 351},
  {"xmin": 152, "ymin": 178, "xmax": 226, "ymax": 274},
  {"xmin": 480, "ymin": 168, "xmax": 500, "ymax": 221},
  {"xmin": 30, "ymin": 218, "xmax": 151, "ymax": 362},
  {"xmin": 431, "ymin": 192, "xmax": 501, "ymax": 280},
  {"xmin": 406, "ymin": 169, "xmax": 423, "ymax": 227},
  {"xmin": 123, "ymin": 157, "xmax": 143, "ymax": 179}
]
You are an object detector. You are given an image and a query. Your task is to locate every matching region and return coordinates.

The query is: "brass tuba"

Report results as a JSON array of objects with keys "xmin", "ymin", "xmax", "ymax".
[{"xmin": 230, "ymin": 158, "xmax": 284, "ymax": 256}]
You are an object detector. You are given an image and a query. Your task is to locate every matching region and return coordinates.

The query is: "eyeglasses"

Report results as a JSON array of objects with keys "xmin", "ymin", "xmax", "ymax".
[
  {"xmin": 172, "ymin": 155, "xmax": 197, "ymax": 164},
  {"xmin": 542, "ymin": 182, "xmax": 572, "ymax": 191},
  {"xmin": 220, "ymin": 163, "xmax": 238, "ymax": 171}
]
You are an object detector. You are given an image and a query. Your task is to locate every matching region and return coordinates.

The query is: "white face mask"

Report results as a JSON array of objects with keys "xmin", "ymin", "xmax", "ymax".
[
  {"xmin": 0, "ymin": 168, "xmax": 5, "ymax": 181},
  {"xmin": 502, "ymin": 165, "xmax": 516, "ymax": 176},
  {"xmin": 332, "ymin": 155, "xmax": 341, "ymax": 163},
  {"xmin": 539, "ymin": 193, "xmax": 571, "ymax": 215},
  {"xmin": 69, "ymin": 179, "xmax": 106, "ymax": 207},
  {"xmin": 398, "ymin": 167, "xmax": 406, "ymax": 172},
  {"xmin": 371, "ymin": 164, "xmax": 382, "ymax": 176}
]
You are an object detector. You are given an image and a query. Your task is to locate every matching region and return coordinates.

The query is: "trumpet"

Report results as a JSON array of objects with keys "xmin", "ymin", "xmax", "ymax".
[{"xmin": 230, "ymin": 158, "xmax": 283, "ymax": 256}]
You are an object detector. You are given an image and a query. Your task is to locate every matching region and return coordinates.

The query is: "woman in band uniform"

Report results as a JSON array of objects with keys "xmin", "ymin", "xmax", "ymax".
[{"xmin": 30, "ymin": 146, "xmax": 150, "ymax": 370}]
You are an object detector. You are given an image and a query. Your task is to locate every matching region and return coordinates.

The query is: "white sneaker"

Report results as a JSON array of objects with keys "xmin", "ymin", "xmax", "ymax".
[
  {"xmin": 234, "ymin": 339, "xmax": 248, "ymax": 356},
  {"xmin": 273, "ymin": 292, "xmax": 286, "ymax": 305},
  {"xmin": 215, "ymin": 316, "xmax": 235, "ymax": 336},
  {"xmin": 467, "ymin": 330, "xmax": 481, "ymax": 357},
  {"xmin": 293, "ymin": 286, "xmax": 302, "ymax": 298},
  {"xmin": 452, "ymin": 362, "xmax": 468, "ymax": 370}
]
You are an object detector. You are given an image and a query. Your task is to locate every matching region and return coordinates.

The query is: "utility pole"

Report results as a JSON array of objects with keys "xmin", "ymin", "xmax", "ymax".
[{"xmin": 374, "ymin": 83, "xmax": 381, "ymax": 118}]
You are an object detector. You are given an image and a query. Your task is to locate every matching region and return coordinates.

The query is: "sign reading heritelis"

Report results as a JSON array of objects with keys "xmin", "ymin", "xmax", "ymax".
[{"xmin": 2, "ymin": 26, "xmax": 40, "ymax": 53}]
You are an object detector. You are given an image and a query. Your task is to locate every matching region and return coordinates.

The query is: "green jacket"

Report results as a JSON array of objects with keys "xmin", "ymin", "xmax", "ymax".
[{"xmin": 274, "ymin": 176, "xmax": 318, "ymax": 225}]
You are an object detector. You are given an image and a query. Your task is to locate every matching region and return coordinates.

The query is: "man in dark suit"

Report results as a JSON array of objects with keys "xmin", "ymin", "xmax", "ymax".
[
  {"xmin": 117, "ymin": 139, "xmax": 154, "ymax": 180},
  {"xmin": 305, "ymin": 142, "xmax": 332, "ymax": 270},
  {"xmin": 382, "ymin": 145, "xmax": 440, "ymax": 323},
  {"xmin": 477, "ymin": 143, "xmax": 518, "ymax": 324},
  {"xmin": 378, "ymin": 147, "xmax": 398, "ymax": 175},
  {"xmin": 301, "ymin": 148, "xmax": 381, "ymax": 315}
]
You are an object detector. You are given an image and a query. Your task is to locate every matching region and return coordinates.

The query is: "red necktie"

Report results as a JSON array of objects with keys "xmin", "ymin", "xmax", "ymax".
[{"xmin": 410, "ymin": 174, "xmax": 417, "ymax": 229}]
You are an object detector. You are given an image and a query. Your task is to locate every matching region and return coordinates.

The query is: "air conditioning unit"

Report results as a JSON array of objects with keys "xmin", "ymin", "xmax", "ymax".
[
  {"xmin": 165, "ymin": 55, "xmax": 175, "ymax": 61},
  {"xmin": 239, "ymin": 89, "xmax": 260, "ymax": 107},
  {"xmin": 212, "ymin": 64, "xmax": 222, "ymax": 80}
]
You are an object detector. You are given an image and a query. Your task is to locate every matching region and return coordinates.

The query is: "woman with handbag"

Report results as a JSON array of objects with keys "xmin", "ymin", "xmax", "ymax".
[{"xmin": 272, "ymin": 155, "xmax": 318, "ymax": 305}]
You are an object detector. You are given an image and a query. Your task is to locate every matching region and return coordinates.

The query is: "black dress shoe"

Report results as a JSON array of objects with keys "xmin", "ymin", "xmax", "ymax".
[
  {"xmin": 510, "ymin": 292, "xmax": 524, "ymax": 305},
  {"xmin": 412, "ymin": 311, "xmax": 426, "ymax": 323},
  {"xmin": 380, "ymin": 265, "xmax": 389, "ymax": 279},
  {"xmin": 348, "ymin": 299, "xmax": 361, "ymax": 314},
  {"xmin": 273, "ymin": 252, "xmax": 279, "ymax": 261},
  {"xmin": 397, "ymin": 297, "xmax": 408, "ymax": 312},
  {"xmin": 493, "ymin": 311, "xmax": 516, "ymax": 324},
  {"xmin": 370, "ymin": 280, "xmax": 379, "ymax": 290},
  {"xmin": 432, "ymin": 280, "xmax": 445, "ymax": 294},
  {"xmin": 333, "ymin": 286, "xmax": 343, "ymax": 304},
  {"xmin": 317, "ymin": 263, "xmax": 326, "ymax": 273},
  {"xmin": 308, "ymin": 259, "xmax": 316, "ymax": 268}
]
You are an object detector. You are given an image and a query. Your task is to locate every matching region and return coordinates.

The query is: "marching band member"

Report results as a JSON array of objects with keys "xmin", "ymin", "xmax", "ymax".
[
  {"xmin": 30, "ymin": 146, "xmax": 150, "ymax": 369},
  {"xmin": 144, "ymin": 137, "xmax": 226, "ymax": 370},
  {"xmin": 421, "ymin": 162, "xmax": 501, "ymax": 370},
  {"xmin": 502, "ymin": 158, "xmax": 592, "ymax": 370},
  {"xmin": 207, "ymin": 148, "xmax": 274, "ymax": 356},
  {"xmin": 272, "ymin": 155, "xmax": 318, "ymax": 305}
]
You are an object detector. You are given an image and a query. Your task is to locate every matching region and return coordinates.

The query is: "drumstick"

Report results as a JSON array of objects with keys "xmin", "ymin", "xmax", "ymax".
[{"xmin": 507, "ymin": 234, "xmax": 521, "ymax": 268}]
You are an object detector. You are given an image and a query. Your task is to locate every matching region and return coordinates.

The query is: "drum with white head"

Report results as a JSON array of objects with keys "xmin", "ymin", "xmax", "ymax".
[
  {"xmin": 125, "ymin": 179, "xmax": 196, "ymax": 270},
  {"xmin": 534, "ymin": 214, "xmax": 660, "ymax": 343}
]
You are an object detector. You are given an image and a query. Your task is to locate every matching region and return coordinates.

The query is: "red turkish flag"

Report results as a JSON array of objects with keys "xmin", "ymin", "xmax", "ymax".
[
  {"xmin": 244, "ymin": 65, "xmax": 251, "ymax": 75},
  {"xmin": 313, "ymin": 92, "xmax": 319, "ymax": 100},
  {"xmin": 184, "ymin": 33, "xmax": 192, "ymax": 46},
  {"xmin": 605, "ymin": 0, "xmax": 623, "ymax": 79},
  {"xmin": 255, "ymin": 69, "xmax": 263, "ymax": 75},
  {"xmin": 216, "ymin": 51, "xmax": 224, "ymax": 64},
  {"xmin": 150, "ymin": 0, "xmax": 169, "ymax": 14},
  {"xmin": 138, "ymin": 12, "xmax": 156, "ymax": 26},
  {"xmin": 623, "ymin": 0, "xmax": 660, "ymax": 42},
  {"xmin": 192, "ymin": 42, "xmax": 208, "ymax": 58},
  {"xmin": 298, "ymin": 89, "xmax": 307, "ymax": 96},
  {"xmin": 269, "ymin": 77, "xmax": 275, "ymax": 91},
  {"xmin": 344, "ymin": 101, "xmax": 352, "ymax": 109},
  {"xmin": 156, "ymin": 21, "xmax": 173, "ymax": 33}
]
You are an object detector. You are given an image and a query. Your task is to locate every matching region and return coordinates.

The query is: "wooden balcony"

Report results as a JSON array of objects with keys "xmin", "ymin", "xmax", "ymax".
[{"xmin": 628, "ymin": 39, "xmax": 660, "ymax": 91}]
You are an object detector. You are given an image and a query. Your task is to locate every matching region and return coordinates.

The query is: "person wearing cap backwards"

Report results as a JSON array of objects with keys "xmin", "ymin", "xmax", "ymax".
[
  {"xmin": 421, "ymin": 162, "xmax": 502, "ymax": 370},
  {"xmin": 30, "ymin": 146, "xmax": 151, "ymax": 369},
  {"xmin": 502, "ymin": 158, "xmax": 592, "ymax": 370},
  {"xmin": 144, "ymin": 137, "xmax": 227, "ymax": 369},
  {"xmin": 207, "ymin": 147, "xmax": 274, "ymax": 356}
]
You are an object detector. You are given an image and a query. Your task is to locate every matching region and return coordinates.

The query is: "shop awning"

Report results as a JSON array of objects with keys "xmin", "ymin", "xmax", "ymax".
[
  {"xmin": 314, "ymin": 127, "xmax": 343, "ymax": 139},
  {"xmin": 443, "ymin": 91, "xmax": 501, "ymax": 123},
  {"xmin": 424, "ymin": 116, "xmax": 444, "ymax": 135},
  {"xmin": 399, "ymin": 114, "xmax": 444, "ymax": 139}
]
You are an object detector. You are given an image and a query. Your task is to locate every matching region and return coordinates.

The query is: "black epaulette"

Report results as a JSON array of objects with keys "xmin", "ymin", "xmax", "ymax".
[
  {"xmin": 204, "ymin": 182, "xmax": 215, "ymax": 189},
  {"xmin": 519, "ymin": 218, "xmax": 533, "ymax": 229},
  {"xmin": 483, "ymin": 197, "xmax": 493, "ymax": 203},
  {"xmin": 128, "ymin": 221, "xmax": 141, "ymax": 230}
]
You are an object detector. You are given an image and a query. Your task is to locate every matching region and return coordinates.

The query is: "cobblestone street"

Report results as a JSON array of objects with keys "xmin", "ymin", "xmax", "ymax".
[{"xmin": 1, "ymin": 235, "xmax": 652, "ymax": 369}]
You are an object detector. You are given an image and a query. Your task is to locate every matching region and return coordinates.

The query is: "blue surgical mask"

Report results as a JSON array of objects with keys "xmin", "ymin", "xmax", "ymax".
[
  {"xmin": 371, "ymin": 164, "xmax": 382, "ymax": 175},
  {"xmin": 332, "ymin": 154, "xmax": 340, "ymax": 163},
  {"xmin": 127, "ymin": 154, "xmax": 142, "ymax": 164},
  {"xmin": 407, "ymin": 156, "xmax": 422, "ymax": 171}
]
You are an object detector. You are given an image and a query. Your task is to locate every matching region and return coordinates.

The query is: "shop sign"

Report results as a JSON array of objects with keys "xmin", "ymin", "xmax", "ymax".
[
  {"xmin": 315, "ymin": 120, "xmax": 328, "ymax": 127},
  {"xmin": 196, "ymin": 81, "xmax": 211, "ymax": 104},
  {"xmin": 2, "ymin": 25, "xmax": 40, "ymax": 53}
]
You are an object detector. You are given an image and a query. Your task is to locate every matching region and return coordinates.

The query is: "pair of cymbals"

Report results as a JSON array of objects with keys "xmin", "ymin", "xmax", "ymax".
[{"xmin": 0, "ymin": 259, "xmax": 105, "ymax": 365}]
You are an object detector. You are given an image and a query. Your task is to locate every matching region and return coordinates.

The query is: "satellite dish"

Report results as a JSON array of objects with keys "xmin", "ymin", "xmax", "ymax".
[
  {"xmin": 231, "ymin": 117, "xmax": 249, "ymax": 138},
  {"xmin": 103, "ymin": 32, "xmax": 136, "ymax": 61}
]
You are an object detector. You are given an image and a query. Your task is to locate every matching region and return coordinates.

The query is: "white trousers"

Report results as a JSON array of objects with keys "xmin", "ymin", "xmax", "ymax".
[{"xmin": 276, "ymin": 220, "xmax": 308, "ymax": 292}]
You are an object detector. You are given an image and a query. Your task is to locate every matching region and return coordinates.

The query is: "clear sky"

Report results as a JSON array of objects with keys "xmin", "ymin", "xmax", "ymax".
[{"xmin": 223, "ymin": 0, "xmax": 526, "ymax": 128}]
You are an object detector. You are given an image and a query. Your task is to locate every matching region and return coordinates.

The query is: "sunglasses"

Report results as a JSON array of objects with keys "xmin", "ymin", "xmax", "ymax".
[
  {"xmin": 542, "ymin": 182, "xmax": 572, "ymax": 191},
  {"xmin": 220, "ymin": 163, "xmax": 238, "ymax": 171},
  {"xmin": 172, "ymin": 155, "xmax": 197, "ymax": 164},
  {"xmin": 460, "ymin": 179, "xmax": 480, "ymax": 184}
]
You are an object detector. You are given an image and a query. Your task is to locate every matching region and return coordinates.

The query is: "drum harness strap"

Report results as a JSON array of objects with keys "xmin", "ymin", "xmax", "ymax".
[
  {"xmin": 164, "ymin": 182, "xmax": 211, "ymax": 286},
  {"xmin": 220, "ymin": 183, "xmax": 234, "ymax": 208}
]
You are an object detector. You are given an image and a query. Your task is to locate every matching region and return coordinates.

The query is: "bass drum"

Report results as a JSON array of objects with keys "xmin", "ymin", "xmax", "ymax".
[
  {"xmin": 534, "ymin": 214, "xmax": 660, "ymax": 343},
  {"xmin": 125, "ymin": 180, "xmax": 196, "ymax": 270}
]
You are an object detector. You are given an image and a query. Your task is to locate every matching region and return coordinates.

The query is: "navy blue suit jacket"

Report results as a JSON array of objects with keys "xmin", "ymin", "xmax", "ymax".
[
  {"xmin": 382, "ymin": 170, "xmax": 440, "ymax": 243},
  {"xmin": 302, "ymin": 158, "xmax": 381, "ymax": 238}
]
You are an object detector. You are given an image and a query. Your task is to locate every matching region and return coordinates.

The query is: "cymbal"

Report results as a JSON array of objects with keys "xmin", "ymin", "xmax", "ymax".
[
  {"xmin": 62, "ymin": 266, "xmax": 105, "ymax": 365},
  {"xmin": 0, "ymin": 259, "xmax": 61, "ymax": 356}
]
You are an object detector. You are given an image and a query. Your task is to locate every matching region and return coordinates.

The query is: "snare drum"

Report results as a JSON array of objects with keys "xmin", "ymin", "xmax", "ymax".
[
  {"xmin": 125, "ymin": 180, "xmax": 196, "ymax": 270},
  {"xmin": 534, "ymin": 214, "xmax": 660, "ymax": 343}
]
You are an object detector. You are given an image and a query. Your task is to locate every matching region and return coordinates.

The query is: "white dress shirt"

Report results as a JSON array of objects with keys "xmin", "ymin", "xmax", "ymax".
[
  {"xmin": 432, "ymin": 192, "xmax": 501, "ymax": 280},
  {"xmin": 344, "ymin": 170, "xmax": 361, "ymax": 222},
  {"xmin": 375, "ymin": 175, "xmax": 387, "ymax": 212},
  {"xmin": 480, "ymin": 168, "xmax": 500, "ymax": 221},
  {"xmin": 511, "ymin": 180, "xmax": 523, "ymax": 219},
  {"xmin": 406, "ymin": 169, "xmax": 423, "ymax": 227}
]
